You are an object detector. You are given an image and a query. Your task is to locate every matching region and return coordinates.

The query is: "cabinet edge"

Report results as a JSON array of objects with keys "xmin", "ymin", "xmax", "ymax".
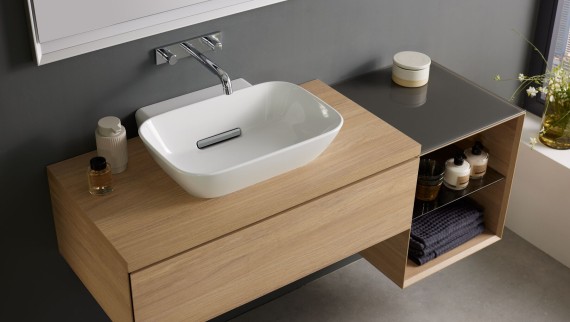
[{"xmin": 48, "ymin": 169, "xmax": 133, "ymax": 322}]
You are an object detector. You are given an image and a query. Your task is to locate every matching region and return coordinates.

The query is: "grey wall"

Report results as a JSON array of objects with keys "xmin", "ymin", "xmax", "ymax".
[{"xmin": 0, "ymin": 0, "xmax": 536, "ymax": 320}]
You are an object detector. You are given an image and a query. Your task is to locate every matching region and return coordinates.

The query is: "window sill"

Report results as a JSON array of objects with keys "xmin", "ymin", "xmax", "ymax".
[{"xmin": 520, "ymin": 113, "xmax": 570, "ymax": 170}]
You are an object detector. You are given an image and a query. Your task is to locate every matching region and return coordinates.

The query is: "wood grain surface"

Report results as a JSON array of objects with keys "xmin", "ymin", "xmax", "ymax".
[
  {"xmin": 131, "ymin": 159, "xmax": 418, "ymax": 321},
  {"xmin": 48, "ymin": 173, "xmax": 133, "ymax": 322},
  {"xmin": 47, "ymin": 79, "xmax": 420, "ymax": 273}
]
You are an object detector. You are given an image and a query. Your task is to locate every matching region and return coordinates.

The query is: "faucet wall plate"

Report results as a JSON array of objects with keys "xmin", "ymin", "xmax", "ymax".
[{"xmin": 155, "ymin": 32, "xmax": 222, "ymax": 65}]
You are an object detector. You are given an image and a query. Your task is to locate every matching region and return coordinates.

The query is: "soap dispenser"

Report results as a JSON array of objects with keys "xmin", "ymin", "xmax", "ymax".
[
  {"xmin": 95, "ymin": 116, "xmax": 128, "ymax": 174},
  {"xmin": 464, "ymin": 141, "xmax": 489, "ymax": 179},
  {"xmin": 443, "ymin": 154, "xmax": 471, "ymax": 190}
]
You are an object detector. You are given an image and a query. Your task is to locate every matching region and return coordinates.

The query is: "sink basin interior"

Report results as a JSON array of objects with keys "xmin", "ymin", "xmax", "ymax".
[{"xmin": 139, "ymin": 81, "xmax": 343, "ymax": 197}]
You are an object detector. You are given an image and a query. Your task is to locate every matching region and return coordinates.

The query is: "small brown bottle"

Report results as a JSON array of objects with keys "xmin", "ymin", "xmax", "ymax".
[{"xmin": 88, "ymin": 156, "xmax": 113, "ymax": 195}]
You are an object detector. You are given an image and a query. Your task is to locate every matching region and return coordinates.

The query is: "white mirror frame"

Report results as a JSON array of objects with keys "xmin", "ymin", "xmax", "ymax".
[{"xmin": 26, "ymin": 0, "xmax": 285, "ymax": 65}]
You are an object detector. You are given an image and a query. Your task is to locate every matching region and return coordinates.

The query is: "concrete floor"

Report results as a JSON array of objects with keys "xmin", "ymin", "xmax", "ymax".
[{"xmin": 230, "ymin": 229, "xmax": 570, "ymax": 322}]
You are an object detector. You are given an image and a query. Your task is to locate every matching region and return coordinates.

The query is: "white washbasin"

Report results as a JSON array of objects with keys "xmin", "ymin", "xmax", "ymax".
[{"xmin": 138, "ymin": 81, "xmax": 344, "ymax": 198}]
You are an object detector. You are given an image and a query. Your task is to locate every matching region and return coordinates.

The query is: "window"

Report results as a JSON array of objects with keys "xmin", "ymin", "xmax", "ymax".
[
  {"xmin": 548, "ymin": 1, "xmax": 570, "ymax": 70},
  {"xmin": 524, "ymin": 0, "xmax": 559, "ymax": 116}
]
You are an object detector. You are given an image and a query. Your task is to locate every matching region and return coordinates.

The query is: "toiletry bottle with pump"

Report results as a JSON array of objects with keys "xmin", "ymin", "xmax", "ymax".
[
  {"xmin": 95, "ymin": 116, "xmax": 128, "ymax": 174},
  {"xmin": 464, "ymin": 141, "xmax": 489, "ymax": 179},
  {"xmin": 88, "ymin": 156, "xmax": 113, "ymax": 195},
  {"xmin": 443, "ymin": 154, "xmax": 471, "ymax": 190}
]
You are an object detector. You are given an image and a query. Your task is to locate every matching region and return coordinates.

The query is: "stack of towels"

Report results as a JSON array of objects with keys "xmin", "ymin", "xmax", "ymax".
[{"xmin": 409, "ymin": 199, "xmax": 485, "ymax": 265}]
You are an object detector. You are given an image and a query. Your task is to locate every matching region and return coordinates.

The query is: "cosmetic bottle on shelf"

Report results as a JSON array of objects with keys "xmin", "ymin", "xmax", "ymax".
[
  {"xmin": 464, "ymin": 141, "xmax": 489, "ymax": 179},
  {"xmin": 443, "ymin": 154, "xmax": 471, "ymax": 190}
]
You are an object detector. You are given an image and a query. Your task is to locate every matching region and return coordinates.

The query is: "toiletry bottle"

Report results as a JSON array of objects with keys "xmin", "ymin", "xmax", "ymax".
[
  {"xmin": 464, "ymin": 141, "xmax": 489, "ymax": 179},
  {"xmin": 88, "ymin": 156, "xmax": 113, "ymax": 195},
  {"xmin": 443, "ymin": 154, "xmax": 471, "ymax": 190},
  {"xmin": 95, "ymin": 116, "xmax": 128, "ymax": 174}
]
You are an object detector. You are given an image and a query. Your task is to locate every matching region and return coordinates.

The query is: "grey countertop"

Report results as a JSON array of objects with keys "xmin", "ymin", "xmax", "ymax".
[{"xmin": 333, "ymin": 62, "xmax": 525, "ymax": 155}]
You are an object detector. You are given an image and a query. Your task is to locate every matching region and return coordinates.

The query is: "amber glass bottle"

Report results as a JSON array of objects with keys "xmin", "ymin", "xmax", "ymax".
[{"xmin": 87, "ymin": 156, "xmax": 113, "ymax": 195}]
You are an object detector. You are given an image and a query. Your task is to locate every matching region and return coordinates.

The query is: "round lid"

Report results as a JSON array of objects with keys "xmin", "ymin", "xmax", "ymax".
[
  {"xmin": 471, "ymin": 141, "xmax": 484, "ymax": 155},
  {"xmin": 471, "ymin": 146, "xmax": 482, "ymax": 155},
  {"xmin": 393, "ymin": 51, "xmax": 431, "ymax": 70},
  {"xmin": 90, "ymin": 156, "xmax": 107, "ymax": 171},
  {"xmin": 97, "ymin": 116, "xmax": 123, "ymax": 136},
  {"xmin": 453, "ymin": 154, "xmax": 464, "ymax": 166}
]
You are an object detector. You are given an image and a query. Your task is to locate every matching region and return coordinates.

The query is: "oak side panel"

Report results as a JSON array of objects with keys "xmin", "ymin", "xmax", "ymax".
[
  {"xmin": 471, "ymin": 115, "xmax": 524, "ymax": 237},
  {"xmin": 48, "ymin": 170, "xmax": 133, "ymax": 322},
  {"xmin": 131, "ymin": 158, "xmax": 418, "ymax": 322},
  {"xmin": 47, "ymin": 80, "xmax": 420, "ymax": 272},
  {"xmin": 360, "ymin": 229, "xmax": 411, "ymax": 288}
]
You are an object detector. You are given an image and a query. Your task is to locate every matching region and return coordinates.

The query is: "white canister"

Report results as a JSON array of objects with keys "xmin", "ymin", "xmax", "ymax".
[
  {"xmin": 95, "ymin": 116, "xmax": 128, "ymax": 174},
  {"xmin": 464, "ymin": 142, "xmax": 489, "ymax": 179},
  {"xmin": 443, "ymin": 155, "xmax": 471, "ymax": 190},
  {"xmin": 392, "ymin": 51, "xmax": 431, "ymax": 87}
]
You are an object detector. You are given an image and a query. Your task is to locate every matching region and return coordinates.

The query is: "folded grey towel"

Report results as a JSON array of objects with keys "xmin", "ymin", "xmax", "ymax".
[
  {"xmin": 409, "ymin": 215, "xmax": 484, "ymax": 256},
  {"xmin": 409, "ymin": 223, "xmax": 485, "ymax": 265},
  {"xmin": 410, "ymin": 199, "xmax": 483, "ymax": 251}
]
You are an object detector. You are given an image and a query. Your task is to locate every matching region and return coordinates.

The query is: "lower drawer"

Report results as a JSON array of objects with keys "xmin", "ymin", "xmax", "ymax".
[{"xmin": 130, "ymin": 158, "xmax": 418, "ymax": 321}]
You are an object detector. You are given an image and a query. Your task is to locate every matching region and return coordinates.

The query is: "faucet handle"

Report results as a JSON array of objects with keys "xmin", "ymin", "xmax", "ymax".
[
  {"xmin": 156, "ymin": 48, "xmax": 178, "ymax": 65},
  {"xmin": 201, "ymin": 36, "xmax": 222, "ymax": 51},
  {"xmin": 154, "ymin": 32, "xmax": 222, "ymax": 66}
]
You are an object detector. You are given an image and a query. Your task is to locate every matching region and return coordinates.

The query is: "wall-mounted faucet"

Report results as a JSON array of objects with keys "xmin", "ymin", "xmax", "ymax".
[
  {"xmin": 155, "ymin": 32, "xmax": 232, "ymax": 95},
  {"xmin": 179, "ymin": 41, "xmax": 232, "ymax": 95}
]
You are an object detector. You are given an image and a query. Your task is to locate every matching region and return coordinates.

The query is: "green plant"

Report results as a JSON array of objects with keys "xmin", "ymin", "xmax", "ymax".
[{"xmin": 496, "ymin": 33, "xmax": 570, "ymax": 149}]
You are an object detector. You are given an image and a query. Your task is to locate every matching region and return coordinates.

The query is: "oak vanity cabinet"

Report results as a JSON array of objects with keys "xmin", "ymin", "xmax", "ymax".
[
  {"xmin": 27, "ymin": 0, "xmax": 286, "ymax": 65},
  {"xmin": 48, "ymin": 64, "xmax": 525, "ymax": 320},
  {"xmin": 47, "ymin": 80, "xmax": 421, "ymax": 321}
]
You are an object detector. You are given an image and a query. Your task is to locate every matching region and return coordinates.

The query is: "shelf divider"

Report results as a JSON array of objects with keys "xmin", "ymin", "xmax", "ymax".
[{"xmin": 413, "ymin": 167, "xmax": 504, "ymax": 219}]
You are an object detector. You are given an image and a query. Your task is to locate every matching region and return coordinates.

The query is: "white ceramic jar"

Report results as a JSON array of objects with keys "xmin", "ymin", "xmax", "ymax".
[
  {"xmin": 464, "ymin": 142, "xmax": 489, "ymax": 179},
  {"xmin": 443, "ymin": 155, "xmax": 471, "ymax": 190},
  {"xmin": 392, "ymin": 51, "xmax": 431, "ymax": 88},
  {"xmin": 95, "ymin": 116, "xmax": 128, "ymax": 174}
]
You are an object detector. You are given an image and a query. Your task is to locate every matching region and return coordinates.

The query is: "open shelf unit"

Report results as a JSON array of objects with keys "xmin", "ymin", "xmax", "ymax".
[{"xmin": 361, "ymin": 114, "xmax": 525, "ymax": 288}]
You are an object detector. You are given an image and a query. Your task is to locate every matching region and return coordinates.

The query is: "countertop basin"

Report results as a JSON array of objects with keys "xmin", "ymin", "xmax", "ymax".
[{"xmin": 138, "ymin": 81, "xmax": 343, "ymax": 198}]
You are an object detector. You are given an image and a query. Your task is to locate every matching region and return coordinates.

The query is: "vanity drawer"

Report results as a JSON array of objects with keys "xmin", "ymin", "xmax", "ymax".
[{"xmin": 130, "ymin": 158, "xmax": 418, "ymax": 321}]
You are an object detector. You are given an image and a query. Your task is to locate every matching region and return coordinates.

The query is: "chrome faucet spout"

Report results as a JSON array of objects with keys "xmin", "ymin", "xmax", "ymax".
[{"xmin": 180, "ymin": 42, "xmax": 232, "ymax": 95}]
